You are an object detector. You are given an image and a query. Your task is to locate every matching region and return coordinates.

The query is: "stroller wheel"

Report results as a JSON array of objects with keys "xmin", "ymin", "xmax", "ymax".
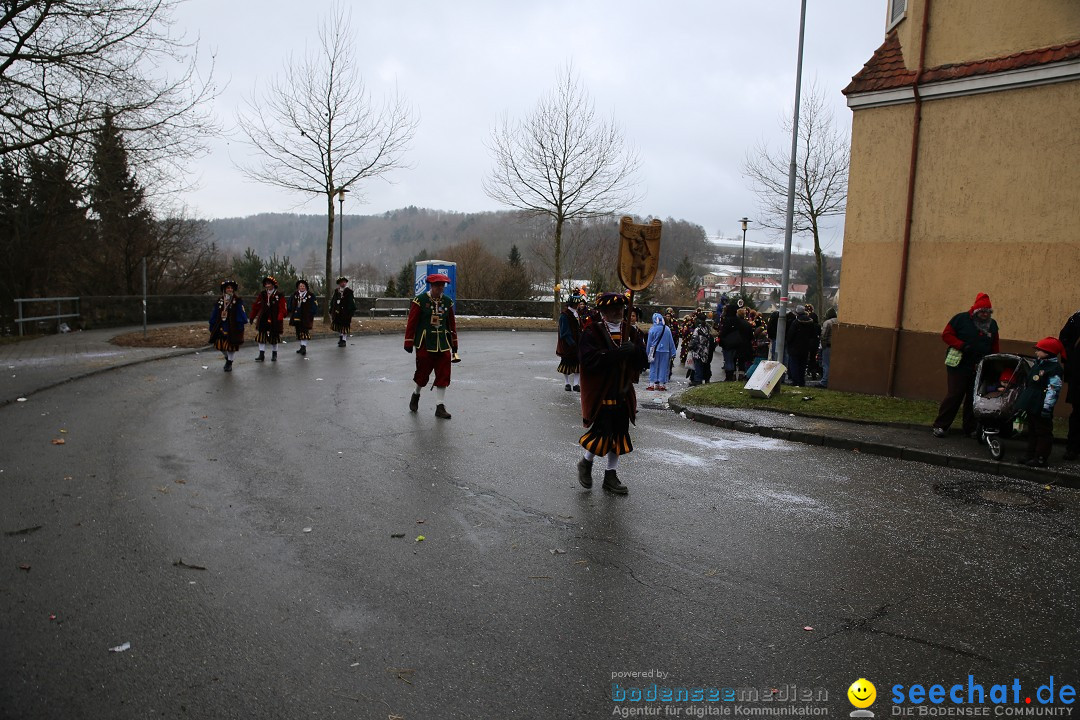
[{"xmin": 987, "ymin": 436, "xmax": 1003, "ymax": 461}]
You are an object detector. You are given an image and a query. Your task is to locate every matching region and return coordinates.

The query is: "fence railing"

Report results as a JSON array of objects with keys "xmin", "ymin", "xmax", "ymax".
[{"xmin": 14, "ymin": 297, "xmax": 81, "ymax": 336}]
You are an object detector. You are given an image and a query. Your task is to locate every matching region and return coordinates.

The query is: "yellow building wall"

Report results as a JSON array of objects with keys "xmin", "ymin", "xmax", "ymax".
[
  {"xmin": 837, "ymin": 105, "xmax": 913, "ymax": 328},
  {"xmin": 897, "ymin": 0, "xmax": 1080, "ymax": 71},
  {"xmin": 901, "ymin": 81, "xmax": 1080, "ymax": 341}
]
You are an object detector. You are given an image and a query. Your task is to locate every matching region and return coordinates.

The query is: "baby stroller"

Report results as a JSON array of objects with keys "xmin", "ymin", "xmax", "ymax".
[{"xmin": 971, "ymin": 353, "xmax": 1034, "ymax": 460}]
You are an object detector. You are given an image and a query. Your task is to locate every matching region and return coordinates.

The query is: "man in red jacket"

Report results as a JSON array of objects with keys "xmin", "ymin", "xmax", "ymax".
[
  {"xmin": 404, "ymin": 273, "xmax": 458, "ymax": 419},
  {"xmin": 932, "ymin": 292, "xmax": 1000, "ymax": 438}
]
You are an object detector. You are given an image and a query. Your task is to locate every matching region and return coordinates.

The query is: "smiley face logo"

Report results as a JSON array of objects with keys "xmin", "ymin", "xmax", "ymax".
[{"xmin": 848, "ymin": 678, "xmax": 876, "ymax": 709}]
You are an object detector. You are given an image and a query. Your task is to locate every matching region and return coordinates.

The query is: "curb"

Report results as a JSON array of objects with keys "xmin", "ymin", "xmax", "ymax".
[
  {"xmin": 0, "ymin": 346, "xmax": 203, "ymax": 409},
  {"xmin": 667, "ymin": 398, "xmax": 1080, "ymax": 489}
]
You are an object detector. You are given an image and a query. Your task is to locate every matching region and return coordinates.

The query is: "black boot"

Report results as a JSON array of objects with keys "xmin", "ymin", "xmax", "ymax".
[
  {"xmin": 271, "ymin": 351, "xmax": 277, "ymax": 362},
  {"xmin": 297, "ymin": 345, "xmax": 306, "ymax": 355},
  {"xmin": 256, "ymin": 351, "xmax": 265, "ymax": 362},
  {"xmin": 573, "ymin": 385, "xmax": 580, "ymax": 392},
  {"xmin": 224, "ymin": 359, "xmax": 233, "ymax": 372},
  {"xmin": 338, "ymin": 338, "xmax": 346, "ymax": 348},
  {"xmin": 435, "ymin": 404, "xmax": 451, "ymax": 420},
  {"xmin": 564, "ymin": 383, "xmax": 572, "ymax": 391},
  {"xmin": 409, "ymin": 393, "xmax": 420, "ymax": 413},
  {"xmin": 602, "ymin": 469, "xmax": 628, "ymax": 495},
  {"xmin": 577, "ymin": 457, "xmax": 593, "ymax": 489}
]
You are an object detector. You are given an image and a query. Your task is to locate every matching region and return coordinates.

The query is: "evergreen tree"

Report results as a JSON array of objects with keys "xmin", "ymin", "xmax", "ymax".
[
  {"xmin": 87, "ymin": 113, "xmax": 156, "ymax": 294},
  {"xmin": 384, "ymin": 276, "xmax": 397, "ymax": 297},
  {"xmin": 496, "ymin": 244, "xmax": 532, "ymax": 300},
  {"xmin": 231, "ymin": 248, "xmax": 265, "ymax": 295},
  {"xmin": 396, "ymin": 263, "xmax": 414, "ymax": 297},
  {"xmin": 674, "ymin": 254, "xmax": 698, "ymax": 292},
  {"xmin": 265, "ymin": 253, "xmax": 299, "ymax": 291}
]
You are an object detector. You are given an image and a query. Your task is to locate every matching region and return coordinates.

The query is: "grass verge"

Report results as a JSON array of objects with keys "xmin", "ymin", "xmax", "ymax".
[{"xmin": 681, "ymin": 380, "xmax": 1070, "ymax": 435}]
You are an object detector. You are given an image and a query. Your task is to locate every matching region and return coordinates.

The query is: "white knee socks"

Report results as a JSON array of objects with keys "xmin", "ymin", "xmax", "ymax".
[
  {"xmin": 258, "ymin": 343, "xmax": 266, "ymax": 352},
  {"xmin": 435, "ymin": 386, "xmax": 446, "ymax": 403},
  {"xmin": 606, "ymin": 452, "xmax": 619, "ymax": 471}
]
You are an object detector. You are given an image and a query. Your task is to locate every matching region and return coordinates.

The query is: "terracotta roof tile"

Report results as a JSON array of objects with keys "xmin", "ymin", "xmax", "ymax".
[{"xmin": 844, "ymin": 35, "xmax": 1080, "ymax": 96}]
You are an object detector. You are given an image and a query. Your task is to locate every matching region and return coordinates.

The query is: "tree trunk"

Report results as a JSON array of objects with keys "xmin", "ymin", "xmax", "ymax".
[
  {"xmin": 552, "ymin": 218, "xmax": 563, "ymax": 320},
  {"xmin": 813, "ymin": 231, "xmax": 824, "ymax": 312},
  {"xmin": 324, "ymin": 191, "xmax": 334, "ymax": 322}
]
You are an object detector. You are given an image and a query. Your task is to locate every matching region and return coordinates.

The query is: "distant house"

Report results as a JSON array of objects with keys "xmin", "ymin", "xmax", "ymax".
[{"xmin": 832, "ymin": 0, "xmax": 1080, "ymax": 400}]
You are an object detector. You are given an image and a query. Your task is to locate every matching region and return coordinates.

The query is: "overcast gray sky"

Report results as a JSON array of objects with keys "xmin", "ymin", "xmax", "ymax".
[{"xmin": 172, "ymin": 1, "xmax": 887, "ymax": 253}]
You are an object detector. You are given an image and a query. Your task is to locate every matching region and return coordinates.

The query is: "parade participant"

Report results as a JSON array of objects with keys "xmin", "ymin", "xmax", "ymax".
[
  {"xmin": 576, "ymin": 292, "xmax": 648, "ymax": 495},
  {"xmin": 404, "ymin": 273, "xmax": 458, "ymax": 419},
  {"xmin": 251, "ymin": 276, "xmax": 287, "ymax": 362},
  {"xmin": 329, "ymin": 276, "xmax": 356, "ymax": 347},
  {"xmin": 557, "ymin": 294, "xmax": 583, "ymax": 391},
  {"xmin": 688, "ymin": 312, "xmax": 714, "ymax": 386},
  {"xmin": 208, "ymin": 279, "xmax": 247, "ymax": 372},
  {"xmin": 288, "ymin": 279, "xmax": 319, "ymax": 356},
  {"xmin": 646, "ymin": 312, "xmax": 676, "ymax": 391}
]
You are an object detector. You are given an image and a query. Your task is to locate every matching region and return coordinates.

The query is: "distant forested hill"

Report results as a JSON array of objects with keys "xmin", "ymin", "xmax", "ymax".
[{"xmin": 204, "ymin": 207, "xmax": 712, "ymax": 279}]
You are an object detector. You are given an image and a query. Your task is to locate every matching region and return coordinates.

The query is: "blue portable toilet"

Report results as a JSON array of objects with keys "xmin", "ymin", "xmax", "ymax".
[{"xmin": 414, "ymin": 260, "xmax": 457, "ymax": 306}]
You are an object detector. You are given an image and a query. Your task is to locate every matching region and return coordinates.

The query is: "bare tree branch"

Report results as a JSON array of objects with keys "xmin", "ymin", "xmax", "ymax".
[
  {"xmin": 743, "ymin": 84, "xmax": 849, "ymax": 310},
  {"xmin": 236, "ymin": 3, "xmax": 416, "ymax": 318},
  {"xmin": 484, "ymin": 63, "xmax": 641, "ymax": 317}
]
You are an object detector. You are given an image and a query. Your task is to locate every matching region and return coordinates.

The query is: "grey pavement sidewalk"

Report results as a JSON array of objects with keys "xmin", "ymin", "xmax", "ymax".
[
  {"xmin": 0, "ymin": 325, "xmax": 200, "ymax": 406},
  {"xmin": 669, "ymin": 392, "xmax": 1080, "ymax": 488}
]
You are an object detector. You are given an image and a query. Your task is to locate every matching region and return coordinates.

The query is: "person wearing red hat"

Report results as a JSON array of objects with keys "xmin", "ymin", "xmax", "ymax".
[
  {"xmin": 932, "ymin": 292, "xmax": 1000, "ymax": 438},
  {"xmin": 404, "ymin": 273, "xmax": 458, "ymax": 419},
  {"xmin": 1016, "ymin": 337, "xmax": 1066, "ymax": 467},
  {"xmin": 1059, "ymin": 308, "xmax": 1080, "ymax": 461}
]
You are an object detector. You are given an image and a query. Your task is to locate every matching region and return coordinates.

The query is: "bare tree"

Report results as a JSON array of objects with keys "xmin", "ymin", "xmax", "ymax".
[
  {"xmin": 484, "ymin": 64, "xmax": 640, "ymax": 317},
  {"xmin": 237, "ymin": 4, "xmax": 416, "ymax": 320},
  {"xmin": 744, "ymin": 85, "xmax": 848, "ymax": 311},
  {"xmin": 0, "ymin": 0, "xmax": 217, "ymax": 189}
]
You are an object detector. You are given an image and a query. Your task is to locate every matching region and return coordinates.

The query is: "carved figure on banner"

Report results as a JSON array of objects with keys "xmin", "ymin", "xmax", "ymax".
[{"xmin": 617, "ymin": 217, "xmax": 662, "ymax": 291}]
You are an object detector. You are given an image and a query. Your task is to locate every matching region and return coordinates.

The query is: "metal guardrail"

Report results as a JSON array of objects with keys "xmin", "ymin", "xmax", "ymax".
[{"xmin": 13, "ymin": 296, "xmax": 81, "ymax": 336}]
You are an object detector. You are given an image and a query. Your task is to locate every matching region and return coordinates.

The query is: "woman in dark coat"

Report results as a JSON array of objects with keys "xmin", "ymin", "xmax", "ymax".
[
  {"xmin": 208, "ymin": 279, "xmax": 247, "ymax": 372},
  {"xmin": 288, "ymin": 279, "xmax": 319, "ymax": 356},
  {"xmin": 932, "ymin": 292, "xmax": 1000, "ymax": 438},
  {"xmin": 785, "ymin": 306, "xmax": 819, "ymax": 387},
  {"xmin": 718, "ymin": 304, "xmax": 752, "ymax": 381},
  {"xmin": 329, "ymin": 276, "xmax": 356, "ymax": 348}
]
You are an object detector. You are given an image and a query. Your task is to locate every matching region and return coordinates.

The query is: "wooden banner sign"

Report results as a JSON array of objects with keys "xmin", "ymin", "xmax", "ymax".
[{"xmin": 617, "ymin": 217, "xmax": 662, "ymax": 291}]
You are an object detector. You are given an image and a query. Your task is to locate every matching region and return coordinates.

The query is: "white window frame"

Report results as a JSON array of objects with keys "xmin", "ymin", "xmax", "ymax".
[{"xmin": 887, "ymin": 0, "xmax": 907, "ymax": 31}]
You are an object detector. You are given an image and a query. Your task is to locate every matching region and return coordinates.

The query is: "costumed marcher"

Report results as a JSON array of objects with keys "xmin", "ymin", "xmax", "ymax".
[
  {"xmin": 288, "ymin": 279, "xmax": 319, "ymax": 356},
  {"xmin": 404, "ymin": 273, "xmax": 458, "ymax": 419},
  {"xmin": 1016, "ymin": 337, "xmax": 1065, "ymax": 468},
  {"xmin": 576, "ymin": 292, "xmax": 649, "ymax": 495},
  {"xmin": 1059, "ymin": 308, "xmax": 1080, "ymax": 461},
  {"xmin": 688, "ymin": 312, "xmax": 714, "ymax": 386},
  {"xmin": 251, "ymin": 276, "xmax": 287, "ymax": 362},
  {"xmin": 329, "ymin": 276, "xmax": 356, "ymax": 347},
  {"xmin": 208, "ymin": 279, "xmax": 247, "ymax": 372},
  {"xmin": 932, "ymin": 293, "xmax": 1000, "ymax": 438},
  {"xmin": 557, "ymin": 294, "xmax": 583, "ymax": 391},
  {"xmin": 646, "ymin": 312, "xmax": 676, "ymax": 391}
]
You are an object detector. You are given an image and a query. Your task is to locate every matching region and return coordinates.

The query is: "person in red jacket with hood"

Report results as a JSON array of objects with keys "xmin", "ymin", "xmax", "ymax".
[{"xmin": 932, "ymin": 292, "xmax": 1000, "ymax": 438}]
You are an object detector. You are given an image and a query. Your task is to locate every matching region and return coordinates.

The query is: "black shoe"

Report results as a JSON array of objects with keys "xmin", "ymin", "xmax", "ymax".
[
  {"xmin": 271, "ymin": 351, "xmax": 278, "ymax": 362},
  {"xmin": 577, "ymin": 458, "xmax": 593, "ymax": 489},
  {"xmin": 256, "ymin": 351, "xmax": 265, "ymax": 362},
  {"xmin": 932, "ymin": 427, "xmax": 946, "ymax": 438},
  {"xmin": 1023, "ymin": 457, "xmax": 1049, "ymax": 468},
  {"xmin": 409, "ymin": 393, "xmax": 420, "ymax": 413},
  {"xmin": 435, "ymin": 404, "xmax": 451, "ymax": 420},
  {"xmin": 573, "ymin": 385, "xmax": 580, "ymax": 392},
  {"xmin": 224, "ymin": 360, "xmax": 233, "ymax": 372},
  {"xmin": 565, "ymin": 384, "xmax": 572, "ymax": 391},
  {"xmin": 602, "ymin": 469, "xmax": 628, "ymax": 495},
  {"xmin": 338, "ymin": 338, "xmax": 346, "ymax": 347}
]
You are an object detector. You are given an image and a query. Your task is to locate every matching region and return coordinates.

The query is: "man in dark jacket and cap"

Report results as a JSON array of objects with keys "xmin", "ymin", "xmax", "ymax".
[
  {"xmin": 932, "ymin": 292, "xmax": 1000, "ymax": 438},
  {"xmin": 1059, "ymin": 307, "xmax": 1080, "ymax": 460}
]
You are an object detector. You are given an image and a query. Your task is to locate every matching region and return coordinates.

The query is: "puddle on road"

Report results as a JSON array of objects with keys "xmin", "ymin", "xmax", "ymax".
[
  {"xmin": 657, "ymin": 428, "xmax": 793, "ymax": 452},
  {"xmin": 641, "ymin": 448, "xmax": 711, "ymax": 468}
]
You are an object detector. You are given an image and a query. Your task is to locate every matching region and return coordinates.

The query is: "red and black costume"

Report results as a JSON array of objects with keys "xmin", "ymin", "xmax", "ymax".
[
  {"xmin": 404, "ymin": 273, "xmax": 458, "ymax": 419},
  {"xmin": 209, "ymin": 280, "xmax": 246, "ymax": 372},
  {"xmin": 251, "ymin": 277, "xmax": 287, "ymax": 347}
]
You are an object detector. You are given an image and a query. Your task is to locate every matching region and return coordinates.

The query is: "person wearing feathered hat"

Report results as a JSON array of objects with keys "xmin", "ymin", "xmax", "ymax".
[
  {"xmin": 208, "ymin": 279, "xmax": 247, "ymax": 372},
  {"xmin": 1016, "ymin": 337, "xmax": 1066, "ymax": 468},
  {"xmin": 576, "ymin": 291, "xmax": 649, "ymax": 495},
  {"xmin": 557, "ymin": 292, "xmax": 584, "ymax": 391},
  {"xmin": 288, "ymin": 279, "xmax": 319, "ymax": 356},
  {"xmin": 329, "ymin": 276, "xmax": 356, "ymax": 348},
  {"xmin": 404, "ymin": 273, "xmax": 458, "ymax": 419},
  {"xmin": 251, "ymin": 276, "xmax": 287, "ymax": 362},
  {"xmin": 932, "ymin": 292, "xmax": 1000, "ymax": 438}
]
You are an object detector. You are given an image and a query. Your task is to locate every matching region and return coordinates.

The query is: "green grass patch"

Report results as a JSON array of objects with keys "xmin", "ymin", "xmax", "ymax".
[{"xmin": 680, "ymin": 382, "xmax": 1069, "ymax": 434}]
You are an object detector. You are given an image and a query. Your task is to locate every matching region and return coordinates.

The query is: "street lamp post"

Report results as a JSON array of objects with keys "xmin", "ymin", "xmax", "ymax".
[
  {"xmin": 336, "ymin": 188, "xmax": 348, "ymax": 278},
  {"xmin": 739, "ymin": 217, "xmax": 751, "ymax": 299}
]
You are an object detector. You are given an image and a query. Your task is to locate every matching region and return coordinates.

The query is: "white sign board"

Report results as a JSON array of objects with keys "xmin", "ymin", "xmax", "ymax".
[{"xmin": 744, "ymin": 361, "xmax": 786, "ymax": 398}]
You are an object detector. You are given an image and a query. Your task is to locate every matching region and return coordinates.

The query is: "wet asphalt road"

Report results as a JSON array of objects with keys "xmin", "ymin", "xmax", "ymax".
[{"xmin": 2, "ymin": 331, "xmax": 1078, "ymax": 719}]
